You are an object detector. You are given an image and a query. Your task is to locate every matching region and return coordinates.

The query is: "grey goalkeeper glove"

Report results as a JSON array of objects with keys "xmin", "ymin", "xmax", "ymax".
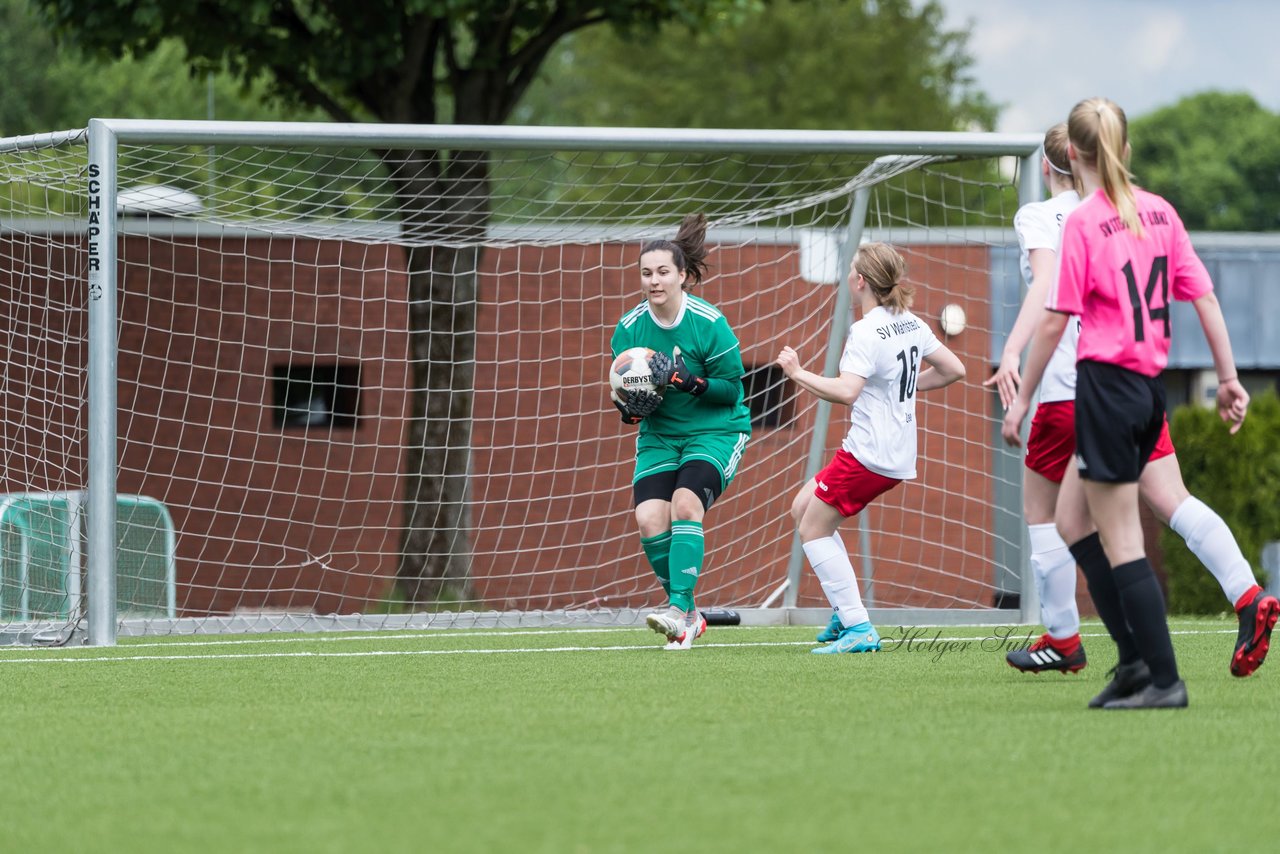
[
  {"xmin": 647, "ymin": 350, "xmax": 674, "ymax": 390},
  {"xmin": 611, "ymin": 388, "xmax": 662, "ymax": 424}
]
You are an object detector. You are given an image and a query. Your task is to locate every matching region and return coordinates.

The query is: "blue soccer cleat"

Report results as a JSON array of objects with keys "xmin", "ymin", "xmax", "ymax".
[
  {"xmin": 816, "ymin": 612, "xmax": 843, "ymax": 643},
  {"xmin": 812, "ymin": 621, "xmax": 880, "ymax": 654}
]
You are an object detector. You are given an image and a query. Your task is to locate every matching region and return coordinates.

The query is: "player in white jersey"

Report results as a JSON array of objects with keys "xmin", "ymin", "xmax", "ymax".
[
  {"xmin": 777, "ymin": 242, "xmax": 965, "ymax": 653},
  {"xmin": 990, "ymin": 124, "xmax": 1277, "ymax": 685},
  {"xmin": 986, "ymin": 125, "xmax": 1092, "ymax": 672}
]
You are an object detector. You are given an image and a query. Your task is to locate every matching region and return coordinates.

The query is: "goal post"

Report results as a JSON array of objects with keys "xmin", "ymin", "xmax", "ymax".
[{"xmin": 0, "ymin": 119, "xmax": 1043, "ymax": 645}]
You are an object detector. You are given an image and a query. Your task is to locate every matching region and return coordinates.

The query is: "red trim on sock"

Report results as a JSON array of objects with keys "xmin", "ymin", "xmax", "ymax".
[
  {"xmin": 1048, "ymin": 633, "xmax": 1081, "ymax": 655},
  {"xmin": 1235, "ymin": 585, "xmax": 1263, "ymax": 612}
]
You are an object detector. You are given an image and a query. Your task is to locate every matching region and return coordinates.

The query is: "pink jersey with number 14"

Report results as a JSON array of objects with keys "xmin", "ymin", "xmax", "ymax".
[{"xmin": 1048, "ymin": 187, "xmax": 1214, "ymax": 377}]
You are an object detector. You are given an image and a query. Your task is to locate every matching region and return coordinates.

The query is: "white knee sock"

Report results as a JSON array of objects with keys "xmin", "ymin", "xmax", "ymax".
[
  {"xmin": 1169, "ymin": 497, "xmax": 1257, "ymax": 605},
  {"xmin": 831, "ymin": 530, "xmax": 846, "ymax": 555},
  {"xmin": 1028, "ymin": 523, "xmax": 1080, "ymax": 639},
  {"xmin": 803, "ymin": 536, "xmax": 869, "ymax": 628}
]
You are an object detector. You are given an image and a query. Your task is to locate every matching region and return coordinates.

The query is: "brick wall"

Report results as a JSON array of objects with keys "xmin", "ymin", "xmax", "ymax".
[{"xmin": 3, "ymin": 234, "xmax": 1009, "ymax": 616}]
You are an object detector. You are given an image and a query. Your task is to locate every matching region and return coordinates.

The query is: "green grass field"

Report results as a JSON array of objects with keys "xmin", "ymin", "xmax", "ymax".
[{"xmin": 1, "ymin": 619, "xmax": 1276, "ymax": 852}]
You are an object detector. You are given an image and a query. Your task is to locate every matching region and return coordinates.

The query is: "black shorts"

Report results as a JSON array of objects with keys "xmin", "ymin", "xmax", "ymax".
[
  {"xmin": 1074, "ymin": 359, "xmax": 1166, "ymax": 483},
  {"xmin": 634, "ymin": 461, "xmax": 724, "ymax": 510}
]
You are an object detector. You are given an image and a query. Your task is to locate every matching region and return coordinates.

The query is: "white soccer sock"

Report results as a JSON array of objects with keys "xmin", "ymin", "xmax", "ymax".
[
  {"xmin": 830, "ymin": 530, "xmax": 846, "ymax": 554},
  {"xmin": 1169, "ymin": 497, "xmax": 1257, "ymax": 605},
  {"xmin": 1028, "ymin": 523, "xmax": 1080, "ymax": 639},
  {"xmin": 803, "ymin": 536, "xmax": 869, "ymax": 628},
  {"xmin": 829, "ymin": 529, "xmax": 857, "ymax": 594}
]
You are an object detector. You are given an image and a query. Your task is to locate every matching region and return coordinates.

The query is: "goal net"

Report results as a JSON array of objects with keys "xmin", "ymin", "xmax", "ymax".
[{"xmin": 0, "ymin": 121, "xmax": 1041, "ymax": 642}]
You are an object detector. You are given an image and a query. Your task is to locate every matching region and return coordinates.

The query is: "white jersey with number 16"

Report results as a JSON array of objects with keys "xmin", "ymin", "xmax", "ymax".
[{"xmin": 839, "ymin": 305, "xmax": 941, "ymax": 480}]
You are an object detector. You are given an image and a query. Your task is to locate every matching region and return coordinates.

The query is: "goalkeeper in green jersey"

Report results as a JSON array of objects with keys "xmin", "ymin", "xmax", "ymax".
[{"xmin": 609, "ymin": 213, "xmax": 752, "ymax": 650}]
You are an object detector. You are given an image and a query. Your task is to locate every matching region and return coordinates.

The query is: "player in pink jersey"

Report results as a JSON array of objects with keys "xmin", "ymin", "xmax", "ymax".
[
  {"xmin": 777, "ymin": 243, "xmax": 965, "ymax": 654},
  {"xmin": 1003, "ymin": 97, "xmax": 1253, "ymax": 709},
  {"xmin": 990, "ymin": 124, "xmax": 1278, "ymax": 680}
]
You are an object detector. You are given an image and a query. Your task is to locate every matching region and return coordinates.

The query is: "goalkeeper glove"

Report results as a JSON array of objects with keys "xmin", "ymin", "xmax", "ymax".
[
  {"xmin": 647, "ymin": 350, "xmax": 673, "ymax": 390},
  {"xmin": 662, "ymin": 346, "xmax": 708, "ymax": 396},
  {"xmin": 611, "ymin": 388, "xmax": 662, "ymax": 424}
]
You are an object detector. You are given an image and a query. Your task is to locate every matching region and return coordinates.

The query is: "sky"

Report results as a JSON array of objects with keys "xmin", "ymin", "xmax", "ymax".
[{"xmin": 935, "ymin": 0, "xmax": 1280, "ymax": 132}]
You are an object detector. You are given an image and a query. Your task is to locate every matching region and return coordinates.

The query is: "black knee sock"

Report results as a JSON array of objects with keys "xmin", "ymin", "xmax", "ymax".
[
  {"xmin": 1113, "ymin": 558, "xmax": 1180, "ymax": 689},
  {"xmin": 1070, "ymin": 532, "xmax": 1141, "ymax": 665}
]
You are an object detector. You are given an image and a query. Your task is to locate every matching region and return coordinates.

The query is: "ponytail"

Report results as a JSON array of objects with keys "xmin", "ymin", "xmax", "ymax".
[
  {"xmin": 854, "ymin": 242, "xmax": 913, "ymax": 313},
  {"xmin": 639, "ymin": 213, "xmax": 710, "ymax": 290},
  {"xmin": 1068, "ymin": 97, "xmax": 1142, "ymax": 237}
]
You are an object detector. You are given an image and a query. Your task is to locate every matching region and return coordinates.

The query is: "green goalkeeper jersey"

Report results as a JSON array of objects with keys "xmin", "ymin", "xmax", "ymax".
[{"xmin": 611, "ymin": 294, "xmax": 753, "ymax": 438}]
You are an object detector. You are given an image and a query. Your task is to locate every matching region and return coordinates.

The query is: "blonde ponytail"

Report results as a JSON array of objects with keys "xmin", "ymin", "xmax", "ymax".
[
  {"xmin": 854, "ymin": 242, "xmax": 914, "ymax": 313},
  {"xmin": 1068, "ymin": 97, "xmax": 1143, "ymax": 237}
]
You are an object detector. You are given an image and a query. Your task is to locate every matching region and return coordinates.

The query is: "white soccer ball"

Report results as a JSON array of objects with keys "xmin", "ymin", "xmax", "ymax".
[
  {"xmin": 939, "ymin": 303, "xmax": 967, "ymax": 337},
  {"xmin": 609, "ymin": 347, "xmax": 660, "ymax": 396}
]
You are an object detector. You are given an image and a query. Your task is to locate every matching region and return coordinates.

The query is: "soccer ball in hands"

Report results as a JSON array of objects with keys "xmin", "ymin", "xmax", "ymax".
[{"xmin": 609, "ymin": 347, "xmax": 661, "ymax": 396}]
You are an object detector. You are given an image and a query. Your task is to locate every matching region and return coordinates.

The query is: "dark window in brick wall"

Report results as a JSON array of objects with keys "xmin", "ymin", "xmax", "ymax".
[
  {"xmin": 743, "ymin": 363, "xmax": 791, "ymax": 429},
  {"xmin": 272, "ymin": 364, "xmax": 361, "ymax": 430}
]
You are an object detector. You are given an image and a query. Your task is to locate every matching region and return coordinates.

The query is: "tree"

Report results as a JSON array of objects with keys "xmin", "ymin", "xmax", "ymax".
[
  {"xmin": 516, "ymin": 0, "xmax": 995, "ymax": 132},
  {"xmin": 2, "ymin": 0, "xmax": 329, "ymax": 136},
  {"xmin": 1130, "ymin": 91, "xmax": 1280, "ymax": 231},
  {"xmin": 509, "ymin": 0, "xmax": 999, "ymax": 230},
  {"xmin": 0, "ymin": 0, "xmax": 79, "ymax": 134},
  {"xmin": 32, "ymin": 0, "xmax": 753, "ymax": 606},
  {"xmin": 3, "ymin": 0, "xmax": 356, "ymax": 215}
]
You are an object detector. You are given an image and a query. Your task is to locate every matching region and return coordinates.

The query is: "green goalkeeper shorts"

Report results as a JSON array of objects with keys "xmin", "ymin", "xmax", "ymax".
[{"xmin": 633, "ymin": 430, "xmax": 749, "ymax": 491}]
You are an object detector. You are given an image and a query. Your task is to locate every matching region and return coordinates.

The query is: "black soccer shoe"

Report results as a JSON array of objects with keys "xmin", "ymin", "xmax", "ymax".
[
  {"xmin": 1102, "ymin": 679, "xmax": 1188, "ymax": 710},
  {"xmin": 1087, "ymin": 659, "xmax": 1152, "ymax": 708},
  {"xmin": 1006, "ymin": 633, "xmax": 1087, "ymax": 674},
  {"xmin": 1231, "ymin": 591, "xmax": 1280, "ymax": 678}
]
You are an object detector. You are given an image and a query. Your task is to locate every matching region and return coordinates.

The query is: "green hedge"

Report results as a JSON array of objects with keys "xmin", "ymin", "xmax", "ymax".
[{"xmin": 1161, "ymin": 390, "xmax": 1280, "ymax": 614}]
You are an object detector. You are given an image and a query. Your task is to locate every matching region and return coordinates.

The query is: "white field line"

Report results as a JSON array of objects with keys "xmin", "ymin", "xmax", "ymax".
[
  {"xmin": 0, "ymin": 620, "xmax": 1237, "ymax": 651},
  {"xmin": 0, "ymin": 625, "xmax": 1238, "ymax": 666},
  {"xmin": 0, "ymin": 640, "xmax": 816, "ymax": 664}
]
